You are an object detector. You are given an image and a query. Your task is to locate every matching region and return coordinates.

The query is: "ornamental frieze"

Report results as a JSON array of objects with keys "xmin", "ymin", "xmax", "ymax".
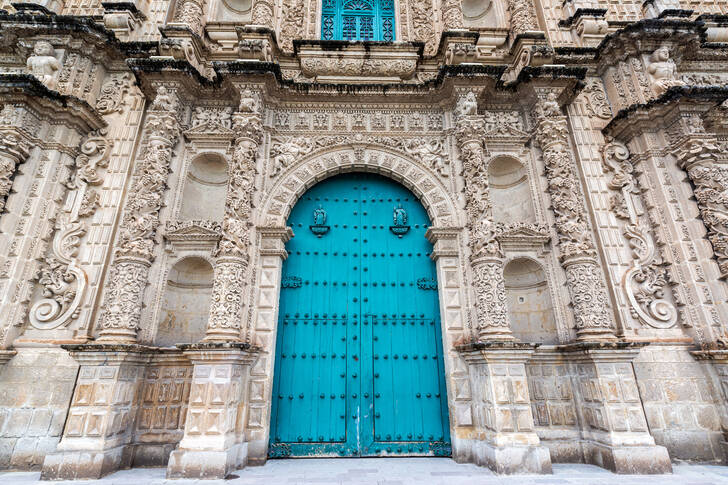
[
  {"xmin": 271, "ymin": 108, "xmax": 444, "ymax": 132},
  {"xmin": 268, "ymin": 134, "xmax": 450, "ymax": 180}
]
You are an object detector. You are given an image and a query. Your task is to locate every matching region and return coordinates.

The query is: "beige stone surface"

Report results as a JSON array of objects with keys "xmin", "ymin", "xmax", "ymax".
[{"xmin": 0, "ymin": 0, "xmax": 727, "ymax": 479}]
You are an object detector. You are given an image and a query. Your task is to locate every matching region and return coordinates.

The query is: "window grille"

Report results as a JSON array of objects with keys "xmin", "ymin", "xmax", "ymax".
[{"xmin": 321, "ymin": 0, "xmax": 395, "ymax": 41}]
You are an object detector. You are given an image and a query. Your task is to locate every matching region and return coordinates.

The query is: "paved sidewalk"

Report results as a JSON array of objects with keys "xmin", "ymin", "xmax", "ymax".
[{"xmin": 2, "ymin": 458, "xmax": 728, "ymax": 485}]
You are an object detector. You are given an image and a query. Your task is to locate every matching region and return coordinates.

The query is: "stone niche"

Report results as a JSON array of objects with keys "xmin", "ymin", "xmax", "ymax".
[
  {"xmin": 155, "ymin": 257, "xmax": 213, "ymax": 347},
  {"xmin": 178, "ymin": 153, "xmax": 228, "ymax": 222},
  {"xmin": 504, "ymin": 257, "xmax": 558, "ymax": 344},
  {"xmin": 488, "ymin": 156, "xmax": 537, "ymax": 223}
]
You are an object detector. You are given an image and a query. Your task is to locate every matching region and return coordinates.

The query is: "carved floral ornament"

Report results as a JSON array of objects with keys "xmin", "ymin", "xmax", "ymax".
[
  {"xmin": 602, "ymin": 139, "xmax": 678, "ymax": 329},
  {"xmin": 269, "ymin": 134, "xmax": 451, "ymax": 181},
  {"xmin": 30, "ymin": 131, "xmax": 113, "ymax": 330},
  {"xmin": 261, "ymin": 146, "xmax": 459, "ymax": 229}
]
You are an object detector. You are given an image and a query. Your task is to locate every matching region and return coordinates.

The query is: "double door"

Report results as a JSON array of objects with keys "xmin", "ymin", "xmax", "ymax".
[{"xmin": 270, "ymin": 173, "xmax": 450, "ymax": 457}]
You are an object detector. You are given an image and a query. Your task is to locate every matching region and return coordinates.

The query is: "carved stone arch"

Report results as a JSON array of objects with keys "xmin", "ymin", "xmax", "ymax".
[{"xmin": 260, "ymin": 145, "xmax": 462, "ymax": 228}]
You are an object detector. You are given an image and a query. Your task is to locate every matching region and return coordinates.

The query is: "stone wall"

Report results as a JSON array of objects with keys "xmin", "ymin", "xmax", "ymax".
[
  {"xmin": 634, "ymin": 345, "xmax": 725, "ymax": 462},
  {"xmin": 0, "ymin": 349, "xmax": 78, "ymax": 469}
]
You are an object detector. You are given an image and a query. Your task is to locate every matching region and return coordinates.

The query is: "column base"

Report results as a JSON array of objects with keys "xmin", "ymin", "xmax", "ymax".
[
  {"xmin": 40, "ymin": 445, "xmax": 132, "ymax": 480},
  {"xmin": 583, "ymin": 442, "xmax": 672, "ymax": 474},
  {"xmin": 167, "ymin": 443, "xmax": 247, "ymax": 479},
  {"xmin": 466, "ymin": 439, "xmax": 552, "ymax": 474}
]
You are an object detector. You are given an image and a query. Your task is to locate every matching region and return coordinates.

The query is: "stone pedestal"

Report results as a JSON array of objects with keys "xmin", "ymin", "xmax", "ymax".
[
  {"xmin": 40, "ymin": 345, "xmax": 153, "ymax": 480},
  {"xmin": 166, "ymin": 343, "xmax": 258, "ymax": 479},
  {"xmin": 561, "ymin": 342, "xmax": 672, "ymax": 474},
  {"xmin": 457, "ymin": 342, "xmax": 552, "ymax": 474}
]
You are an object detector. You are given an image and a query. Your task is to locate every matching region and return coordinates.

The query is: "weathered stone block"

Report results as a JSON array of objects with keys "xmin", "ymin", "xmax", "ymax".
[
  {"xmin": 2, "ymin": 409, "xmax": 32, "ymax": 437},
  {"xmin": 27, "ymin": 409, "xmax": 53, "ymax": 437}
]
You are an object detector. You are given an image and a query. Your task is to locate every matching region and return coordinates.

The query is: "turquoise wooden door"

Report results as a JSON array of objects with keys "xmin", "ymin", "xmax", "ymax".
[{"xmin": 269, "ymin": 173, "xmax": 451, "ymax": 458}]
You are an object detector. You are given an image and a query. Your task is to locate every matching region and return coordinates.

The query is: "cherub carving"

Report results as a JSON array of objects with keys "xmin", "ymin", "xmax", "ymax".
[
  {"xmin": 150, "ymin": 85, "xmax": 178, "ymax": 112},
  {"xmin": 26, "ymin": 41, "xmax": 60, "ymax": 90},
  {"xmin": 647, "ymin": 45, "xmax": 685, "ymax": 96},
  {"xmin": 456, "ymin": 91, "xmax": 478, "ymax": 117}
]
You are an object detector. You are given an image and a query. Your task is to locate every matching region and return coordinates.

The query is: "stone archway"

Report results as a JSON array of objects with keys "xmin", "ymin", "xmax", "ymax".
[{"xmin": 244, "ymin": 145, "xmax": 475, "ymax": 464}]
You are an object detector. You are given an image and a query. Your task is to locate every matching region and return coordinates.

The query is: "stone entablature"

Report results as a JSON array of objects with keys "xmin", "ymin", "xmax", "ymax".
[{"xmin": 0, "ymin": 1, "xmax": 727, "ymax": 480}]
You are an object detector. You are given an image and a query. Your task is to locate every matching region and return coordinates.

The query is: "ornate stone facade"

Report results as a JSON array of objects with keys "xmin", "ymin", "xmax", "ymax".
[{"xmin": 0, "ymin": 0, "xmax": 727, "ymax": 480}]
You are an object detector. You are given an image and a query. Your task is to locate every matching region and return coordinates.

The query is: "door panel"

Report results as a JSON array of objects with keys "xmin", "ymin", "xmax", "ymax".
[{"xmin": 270, "ymin": 173, "xmax": 450, "ymax": 458}]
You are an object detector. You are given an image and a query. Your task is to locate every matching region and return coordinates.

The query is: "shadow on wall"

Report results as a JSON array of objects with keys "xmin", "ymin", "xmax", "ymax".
[
  {"xmin": 179, "ymin": 153, "xmax": 228, "ymax": 222},
  {"xmin": 489, "ymin": 156, "xmax": 536, "ymax": 223},
  {"xmin": 504, "ymin": 257, "xmax": 558, "ymax": 344},
  {"xmin": 156, "ymin": 257, "xmax": 213, "ymax": 346}
]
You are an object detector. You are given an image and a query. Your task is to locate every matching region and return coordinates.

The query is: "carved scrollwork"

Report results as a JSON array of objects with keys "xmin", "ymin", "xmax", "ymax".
[
  {"xmin": 603, "ymin": 139, "xmax": 677, "ymax": 329},
  {"xmin": 30, "ymin": 132, "xmax": 112, "ymax": 331},
  {"xmin": 96, "ymin": 74, "xmax": 135, "ymax": 115}
]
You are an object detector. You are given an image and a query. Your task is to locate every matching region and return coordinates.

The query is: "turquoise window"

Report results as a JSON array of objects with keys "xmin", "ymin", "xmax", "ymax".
[{"xmin": 321, "ymin": 0, "xmax": 395, "ymax": 42}]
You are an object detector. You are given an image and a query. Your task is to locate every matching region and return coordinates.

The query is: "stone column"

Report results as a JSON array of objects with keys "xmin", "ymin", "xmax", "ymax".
[
  {"xmin": 171, "ymin": 0, "xmax": 206, "ymax": 36},
  {"xmin": 251, "ymin": 0, "xmax": 275, "ymax": 28},
  {"xmin": 506, "ymin": 0, "xmax": 539, "ymax": 36},
  {"xmin": 531, "ymin": 89, "xmax": 616, "ymax": 341},
  {"xmin": 561, "ymin": 343, "xmax": 672, "ymax": 474},
  {"xmin": 673, "ymin": 127, "xmax": 728, "ymax": 280},
  {"xmin": 458, "ymin": 342, "xmax": 552, "ymax": 474},
  {"xmin": 41, "ymin": 345, "xmax": 152, "ymax": 480},
  {"xmin": 441, "ymin": 0, "xmax": 464, "ymax": 30},
  {"xmin": 454, "ymin": 92, "xmax": 513, "ymax": 342},
  {"xmin": 96, "ymin": 86, "xmax": 180, "ymax": 343},
  {"xmin": 690, "ymin": 349, "xmax": 728, "ymax": 463},
  {"xmin": 204, "ymin": 89, "xmax": 263, "ymax": 342},
  {"xmin": 0, "ymin": 129, "xmax": 31, "ymax": 215},
  {"xmin": 167, "ymin": 343, "xmax": 258, "ymax": 479}
]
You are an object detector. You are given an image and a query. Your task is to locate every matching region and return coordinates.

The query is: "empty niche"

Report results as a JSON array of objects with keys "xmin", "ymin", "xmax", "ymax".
[
  {"xmin": 156, "ymin": 257, "xmax": 213, "ymax": 346},
  {"xmin": 488, "ymin": 156, "xmax": 536, "ymax": 223},
  {"xmin": 179, "ymin": 153, "xmax": 228, "ymax": 221},
  {"xmin": 503, "ymin": 258, "xmax": 557, "ymax": 344}
]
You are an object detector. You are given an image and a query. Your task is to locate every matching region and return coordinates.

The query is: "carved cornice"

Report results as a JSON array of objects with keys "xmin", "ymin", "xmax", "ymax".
[
  {"xmin": 164, "ymin": 220, "xmax": 223, "ymax": 242},
  {"xmin": 0, "ymin": 74, "xmax": 106, "ymax": 138},
  {"xmin": 603, "ymin": 86, "xmax": 728, "ymax": 141}
]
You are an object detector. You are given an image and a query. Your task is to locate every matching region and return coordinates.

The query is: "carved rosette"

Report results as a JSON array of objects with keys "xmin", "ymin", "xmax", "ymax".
[
  {"xmin": 0, "ymin": 130, "xmax": 31, "ymax": 213},
  {"xmin": 602, "ymin": 140, "xmax": 677, "ymax": 329},
  {"xmin": 454, "ymin": 93, "xmax": 513, "ymax": 341},
  {"xmin": 97, "ymin": 87, "xmax": 180, "ymax": 343},
  {"xmin": 506, "ymin": 0, "xmax": 539, "ymax": 36},
  {"xmin": 532, "ymin": 92, "xmax": 615, "ymax": 340},
  {"xmin": 205, "ymin": 91, "xmax": 264, "ymax": 342},
  {"xmin": 674, "ymin": 134, "xmax": 728, "ymax": 279}
]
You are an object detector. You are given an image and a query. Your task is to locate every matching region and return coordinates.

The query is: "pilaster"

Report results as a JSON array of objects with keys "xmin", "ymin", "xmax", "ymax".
[
  {"xmin": 529, "ymin": 86, "xmax": 617, "ymax": 341},
  {"xmin": 167, "ymin": 343, "xmax": 258, "ymax": 479},
  {"xmin": 454, "ymin": 92, "xmax": 514, "ymax": 342},
  {"xmin": 457, "ymin": 342, "xmax": 552, "ymax": 474},
  {"xmin": 204, "ymin": 89, "xmax": 263, "ymax": 343},
  {"xmin": 690, "ymin": 349, "xmax": 728, "ymax": 464},
  {"xmin": 40, "ymin": 345, "xmax": 153, "ymax": 480},
  {"xmin": 560, "ymin": 343, "xmax": 672, "ymax": 474},
  {"xmin": 96, "ymin": 85, "xmax": 181, "ymax": 344}
]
